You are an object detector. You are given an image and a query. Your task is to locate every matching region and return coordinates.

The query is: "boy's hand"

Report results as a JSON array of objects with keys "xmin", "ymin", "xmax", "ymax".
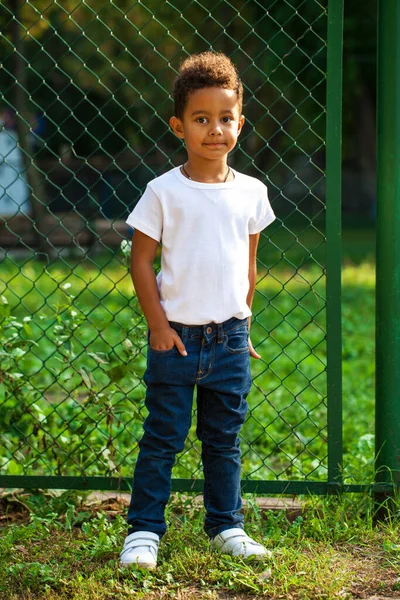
[
  {"xmin": 249, "ymin": 337, "xmax": 261, "ymax": 360},
  {"xmin": 149, "ymin": 327, "xmax": 187, "ymax": 356}
]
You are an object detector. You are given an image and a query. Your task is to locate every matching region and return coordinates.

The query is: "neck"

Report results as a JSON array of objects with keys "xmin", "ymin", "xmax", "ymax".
[{"xmin": 183, "ymin": 158, "xmax": 231, "ymax": 183}]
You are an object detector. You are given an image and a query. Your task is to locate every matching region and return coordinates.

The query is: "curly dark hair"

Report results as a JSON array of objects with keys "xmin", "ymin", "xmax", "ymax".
[{"xmin": 173, "ymin": 51, "xmax": 243, "ymax": 118}]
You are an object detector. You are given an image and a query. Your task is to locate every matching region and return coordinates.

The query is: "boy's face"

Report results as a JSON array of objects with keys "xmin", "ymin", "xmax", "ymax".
[{"xmin": 170, "ymin": 87, "xmax": 245, "ymax": 161}]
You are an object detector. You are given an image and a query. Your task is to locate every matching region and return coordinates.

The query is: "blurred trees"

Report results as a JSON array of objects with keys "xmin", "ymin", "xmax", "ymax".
[{"xmin": 0, "ymin": 0, "xmax": 377, "ymax": 206}]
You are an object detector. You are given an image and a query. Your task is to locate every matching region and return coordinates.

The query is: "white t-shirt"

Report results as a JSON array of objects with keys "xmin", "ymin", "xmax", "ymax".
[{"xmin": 126, "ymin": 166, "xmax": 275, "ymax": 325}]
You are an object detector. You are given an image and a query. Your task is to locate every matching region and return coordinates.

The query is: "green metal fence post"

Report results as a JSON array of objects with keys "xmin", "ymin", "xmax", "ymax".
[
  {"xmin": 326, "ymin": 0, "xmax": 344, "ymax": 491},
  {"xmin": 376, "ymin": 0, "xmax": 400, "ymax": 502}
]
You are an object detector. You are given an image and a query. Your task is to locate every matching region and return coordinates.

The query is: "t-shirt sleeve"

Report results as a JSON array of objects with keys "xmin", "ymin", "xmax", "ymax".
[
  {"xmin": 248, "ymin": 183, "xmax": 276, "ymax": 234},
  {"xmin": 125, "ymin": 184, "xmax": 162, "ymax": 242}
]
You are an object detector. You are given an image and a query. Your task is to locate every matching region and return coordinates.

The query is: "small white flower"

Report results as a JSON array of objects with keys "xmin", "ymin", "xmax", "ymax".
[{"xmin": 124, "ymin": 339, "xmax": 133, "ymax": 350}]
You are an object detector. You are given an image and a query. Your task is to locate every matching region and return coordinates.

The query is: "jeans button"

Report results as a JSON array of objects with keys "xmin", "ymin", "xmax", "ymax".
[{"xmin": 206, "ymin": 326, "xmax": 212, "ymax": 334}]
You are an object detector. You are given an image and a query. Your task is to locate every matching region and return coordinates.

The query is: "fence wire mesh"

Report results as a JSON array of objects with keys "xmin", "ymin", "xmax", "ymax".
[{"xmin": 0, "ymin": 0, "xmax": 331, "ymax": 487}]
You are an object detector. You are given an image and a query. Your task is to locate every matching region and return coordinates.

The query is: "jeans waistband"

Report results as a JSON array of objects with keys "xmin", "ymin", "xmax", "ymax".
[{"xmin": 168, "ymin": 316, "xmax": 248, "ymax": 342}]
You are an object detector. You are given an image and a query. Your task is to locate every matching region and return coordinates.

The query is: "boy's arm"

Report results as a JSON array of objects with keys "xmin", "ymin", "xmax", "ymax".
[
  {"xmin": 247, "ymin": 233, "xmax": 261, "ymax": 359},
  {"xmin": 130, "ymin": 230, "xmax": 187, "ymax": 355}
]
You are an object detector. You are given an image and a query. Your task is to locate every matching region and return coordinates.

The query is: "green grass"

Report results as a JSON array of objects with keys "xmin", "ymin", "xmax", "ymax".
[
  {"xmin": 0, "ymin": 227, "xmax": 375, "ymax": 484},
  {"xmin": 0, "ymin": 226, "xmax": 387, "ymax": 600},
  {"xmin": 0, "ymin": 488, "xmax": 399, "ymax": 600}
]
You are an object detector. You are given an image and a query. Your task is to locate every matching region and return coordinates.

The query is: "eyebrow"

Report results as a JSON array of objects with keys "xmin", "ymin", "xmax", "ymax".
[{"xmin": 191, "ymin": 109, "xmax": 235, "ymax": 116}]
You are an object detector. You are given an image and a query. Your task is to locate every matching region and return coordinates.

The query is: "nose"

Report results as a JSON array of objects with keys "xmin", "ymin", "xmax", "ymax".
[{"xmin": 209, "ymin": 121, "xmax": 223, "ymax": 135}]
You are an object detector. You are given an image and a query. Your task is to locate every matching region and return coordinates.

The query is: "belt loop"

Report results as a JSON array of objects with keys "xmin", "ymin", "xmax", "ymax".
[
  {"xmin": 181, "ymin": 325, "xmax": 189, "ymax": 346},
  {"xmin": 217, "ymin": 323, "xmax": 224, "ymax": 343}
]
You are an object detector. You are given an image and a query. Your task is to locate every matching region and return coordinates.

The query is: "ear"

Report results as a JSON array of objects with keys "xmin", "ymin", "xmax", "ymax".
[
  {"xmin": 169, "ymin": 116, "xmax": 185, "ymax": 139},
  {"xmin": 237, "ymin": 115, "xmax": 245, "ymax": 136}
]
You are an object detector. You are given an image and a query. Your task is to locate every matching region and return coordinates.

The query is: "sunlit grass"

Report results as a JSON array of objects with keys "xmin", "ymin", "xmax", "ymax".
[
  {"xmin": 0, "ymin": 488, "xmax": 398, "ymax": 600},
  {"xmin": 0, "ymin": 245, "xmax": 375, "ymax": 485}
]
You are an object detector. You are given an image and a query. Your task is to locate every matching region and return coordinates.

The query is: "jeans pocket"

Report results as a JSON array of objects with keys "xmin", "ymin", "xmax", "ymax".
[
  {"xmin": 147, "ymin": 329, "xmax": 176, "ymax": 354},
  {"xmin": 223, "ymin": 324, "xmax": 249, "ymax": 354}
]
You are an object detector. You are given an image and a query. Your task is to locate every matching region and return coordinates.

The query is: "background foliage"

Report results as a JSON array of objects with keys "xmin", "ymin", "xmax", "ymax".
[{"xmin": 0, "ymin": 0, "xmax": 377, "ymax": 215}]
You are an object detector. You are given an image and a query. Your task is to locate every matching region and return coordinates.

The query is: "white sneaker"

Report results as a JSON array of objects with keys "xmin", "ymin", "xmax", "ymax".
[
  {"xmin": 119, "ymin": 531, "xmax": 159, "ymax": 569},
  {"xmin": 211, "ymin": 528, "xmax": 271, "ymax": 561}
]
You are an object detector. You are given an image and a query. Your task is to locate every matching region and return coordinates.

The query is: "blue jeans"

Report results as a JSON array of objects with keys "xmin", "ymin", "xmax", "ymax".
[{"xmin": 127, "ymin": 316, "xmax": 252, "ymax": 539}]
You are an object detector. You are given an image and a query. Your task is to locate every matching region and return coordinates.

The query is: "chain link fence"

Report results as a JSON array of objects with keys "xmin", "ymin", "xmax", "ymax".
[{"xmin": 0, "ymin": 0, "xmax": 339, "ymax": 492}]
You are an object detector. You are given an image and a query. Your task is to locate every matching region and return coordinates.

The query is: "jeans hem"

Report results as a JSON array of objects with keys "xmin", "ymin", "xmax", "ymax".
[
  {"xmin": 205, "ymin": 522, "xmax": 245, "ymax": 539},
  {"xmin": 127, "ymin": 526, "xmax": 165, "ymax": 539}
]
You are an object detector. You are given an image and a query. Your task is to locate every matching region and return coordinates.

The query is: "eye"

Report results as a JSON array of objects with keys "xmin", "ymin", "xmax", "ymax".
[
  {"xmin": 221, "ymin": 116, "xmax": 233, "ymax": 123},
  {"xmin": 196, "ymin": 117, "xmax": 208, "ymax": 124}
]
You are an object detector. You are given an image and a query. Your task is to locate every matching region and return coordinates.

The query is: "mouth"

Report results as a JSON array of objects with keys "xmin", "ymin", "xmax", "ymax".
[{"xmin": 204, "ymin": 142, "xmax": 226, "ymax": 147}]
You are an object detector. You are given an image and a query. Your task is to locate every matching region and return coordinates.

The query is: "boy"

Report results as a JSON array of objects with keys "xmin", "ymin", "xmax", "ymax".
[{"xmin": 120, "ymin": 51, "xmax": 276, "ymax": 569}]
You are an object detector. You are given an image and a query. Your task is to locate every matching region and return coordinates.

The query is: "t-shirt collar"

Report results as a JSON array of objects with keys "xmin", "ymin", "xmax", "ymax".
[{"xmin": 173, "ymin": 166, "xmax": 238, "ymax": 189}]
